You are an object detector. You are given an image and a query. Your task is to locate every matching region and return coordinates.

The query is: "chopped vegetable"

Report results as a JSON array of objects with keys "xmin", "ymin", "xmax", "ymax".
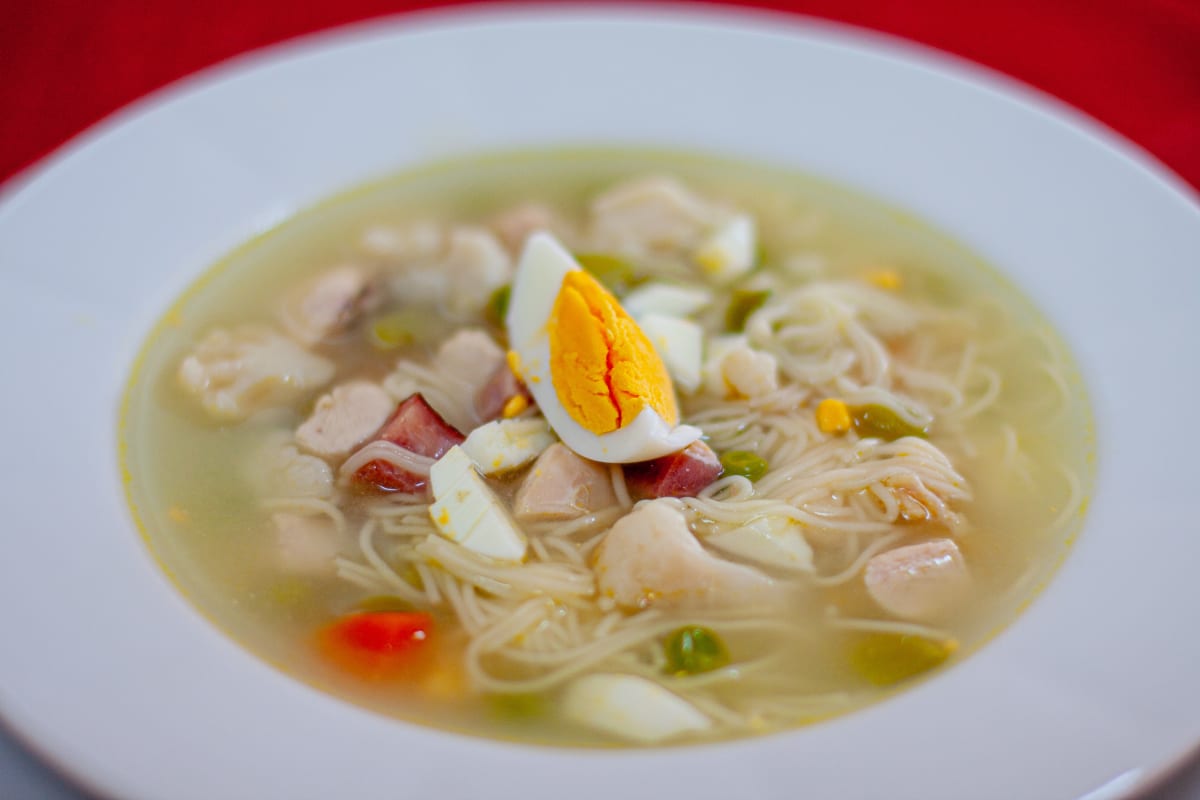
[
  {"xmin": 725, "ymin": 289, "xmax": 771, "ymax": 331},
  {"xmin": 719, "ymin": 450, "xmax": 768, "ymax": 482},
  {"xmin": 574, "ymin": 252, "xmax": 640, "ymax": 293},
  {"xmin": 486, "ymin": 284, "xmax": 511, "ymax": 327},
  {"xmin": 851, "ymin": 404, "xmax": 928, "ymax": 441},
  {"xmin": 317, "ymin": 610, "xmax": 434, "ymax": 680},
  {"xmin": 849, "ymin": 633, "xmax": 956, "ymax": 687},
  {"xmin": 664, "ymin": 626, "xmax": 730, "ymax": 676},
  {"xmin": 816, "ymin": 398, "xmax": 853, "ymax": 435}
]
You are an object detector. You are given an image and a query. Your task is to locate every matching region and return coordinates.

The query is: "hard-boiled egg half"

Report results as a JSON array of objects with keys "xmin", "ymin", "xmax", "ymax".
[{"xmin": 506, "ymin": 233, "xmax": 702, "ymax": 463}]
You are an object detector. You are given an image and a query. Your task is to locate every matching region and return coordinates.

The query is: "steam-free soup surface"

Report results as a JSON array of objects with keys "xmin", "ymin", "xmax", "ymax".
[{"xmin": 122, "ymin": 150, "xmax": 1092, "ymax": 746}]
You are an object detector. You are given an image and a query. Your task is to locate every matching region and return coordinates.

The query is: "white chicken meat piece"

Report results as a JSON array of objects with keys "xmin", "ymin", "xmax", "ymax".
[
  {"xmin": 178, "ymin": 325, "xmax": 335, "ymax": 421},
  {"xmin": 561, "ymin": 673, "xmax": 712, "ymax": 744},
  {"xmin": 280, "ymin": 264, "xmax": 377, "ymax": 346},
  {"xmin": 864, "ymin": 538, "xmax": 971, "ymax": 622},
  {"xmin": 272, "ymin": 512, "xmax": 345, "ymax": 576},
  {"xmin": 437, "ymin": 328, "xmax": 505, "ymax": 392},
  {"xmin": 245, "ymin": 430, "xmax": 334, "ymax": 499},
  {"xmin": 489, "ymin": 203, "xmax": 574, "ymax": 254},
  {"xmin": 588, "ymin": 176, "xmax": 723, "ymax": 256},
  {"xmin": 593, "ymin": 499, "xmax": 778, "ymax": 610},
  {"xmin": 358, "ymin": 220, "xmax": 444, "ymax": 263},
  {"xmin": 294, "ymin": 381, "xmax": 394, "ymax": 460},
  {"xmin": 442, "ymin": 227, "xmax": 513, "ymax": 316},
  {"xmin": 513, "ymin": 443, "xmax": 617, "ymax": 521}
]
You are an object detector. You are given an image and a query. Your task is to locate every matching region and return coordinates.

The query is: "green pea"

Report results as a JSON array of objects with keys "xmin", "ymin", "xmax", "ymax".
[
  {"xmin": 664, "ymin": 626, "xmax": 730, "ymax": 676},
  {"xmin": 719, "ymin": 450, "xmax": 768, "ymax": 482},
  {"xmin": 574, "ymin": 252, "xmax": 640, "ymax": 294},
  {"xmin": 849, "ymin": 633, "xmax": 955, "ymax": 687},
  {"xmin": 850, "ymin": 404, "xmax": 929, "ymax": 441},
  {"xmin": 487, "ymin": 284, "xmax": 511, "ymax": 327},
  {"xmin": 725, "ymin": 289, "xmax": 771, "ymax": 331}
]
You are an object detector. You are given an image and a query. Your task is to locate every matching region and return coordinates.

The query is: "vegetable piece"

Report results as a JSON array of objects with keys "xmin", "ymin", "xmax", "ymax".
[
  {"xmin": 724, "ymin": 288, "xmax": 771, "ymax": 331},
  {"xmin": 664, "ymin": 626, "xmax": 730, "ymax": 676},
  {"xmin": 621, "ymin": 283, "xmax": 713, "ymax": 319},
  {"xmin": 704, "ymin": 515, "xmax": 814, "ymax": 573},
  {"xmin": 574, "ymin": 252, "xmax": 640, "ymax": 294},
  {"xmin": 461, "ymin": 418, "xmax": 556, "ymax": 476},
  {"xmin": 353, "ymin": 394, "xmax": 465, "ymax": 493},
  {"xmin": 718, "ymin": 450, "xmax": 768, "ymax": 482},
  {"xmin": 864, "ymin": 539, "xmax": 971, "ymax": 621},
  {"xmin": 429, "ymin": 446, "xmax": 528, "ymax": 561},
  {"xmin": 694, "ymin": 214, "xmax": 757, "ymax": 283},
  {"xmin": 624, "ymin": 440, "xmax": 723, "ymax": 499},
  {"xmin": 851, "ymin": 404, "xmax": 929, "ymax": 441},
  {"xmin": 317, "ymin": 611, "xmax": 434, "ymax": 680},
  {"xmin": 638, "ymin": 313, "xmax": 704, "ymax": 393},
  {"xmin": 816, "ymin": 398, "xmax": 853, "ymax": 435},
  {"xmin": 486, "ymin": 284, "xmax": 511, "ymax": 328},
  {"xmin": 849, "ymin": 633, "xmax": 956, "ymax": 687},
  {"xmin": 561, "ymin": 673, "xmax": 712, "ymax": 744}
]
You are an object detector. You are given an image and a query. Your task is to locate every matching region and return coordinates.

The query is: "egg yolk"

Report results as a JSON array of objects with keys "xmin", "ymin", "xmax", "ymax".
[{"xmin": 548, "ymin": 270, "xmax": 679, "ymax": 434}]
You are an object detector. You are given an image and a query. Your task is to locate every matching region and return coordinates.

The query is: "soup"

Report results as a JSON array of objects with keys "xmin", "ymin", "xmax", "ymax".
[{"xmin": 121, "ymin": 150, "xmax": 1092, "ymax": 746}]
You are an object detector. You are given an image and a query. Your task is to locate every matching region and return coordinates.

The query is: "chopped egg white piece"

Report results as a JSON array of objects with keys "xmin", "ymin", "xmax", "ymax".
[
  {"xmin": 461, "ymin": 418, "xmax": 556, "ymax": 476},
  {"xmin": 705, "ymin": 516, "xmax": 814, "ymax": 573},
  {"xmin": 561, "ymin": 674, "xmax": 712, "ymax": 744},
  {"xmin": 693, "ymin": 214, "xmax": 756, "ymax": 283},
  {"xmin": 621, "ymin": 283, "xmax": 713, "ymax": 319},
  {"xmin": 638, "ymin": 313, "xmax": 703, "ymax": 394},
  {"xmin": 428, "ymin": 446, "xmax": 527, "ymax": 562}
]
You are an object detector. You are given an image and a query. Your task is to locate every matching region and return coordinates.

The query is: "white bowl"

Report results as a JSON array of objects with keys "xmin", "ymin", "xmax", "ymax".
[{"xmin": 1, "ymin": 6, "xmax": 1197, "ymax": 799}]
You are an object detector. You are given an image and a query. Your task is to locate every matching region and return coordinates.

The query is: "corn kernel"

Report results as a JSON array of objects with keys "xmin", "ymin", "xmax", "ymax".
[
  {"xmin": 502, "ymin": 394, "xmax": 529, "ymax": 418},
  {"xmin": 816, "ymin": 398, "xmax": 852, "ymax": 435},
  {"xmin": 865, "ymin": 269, "xmax": 902, "ymax": 291}
]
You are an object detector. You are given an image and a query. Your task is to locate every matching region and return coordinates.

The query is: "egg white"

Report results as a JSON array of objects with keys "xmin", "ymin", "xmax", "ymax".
[{"xmin": 506, "ymin": 233, "xmax": 702, "ymax": 463}]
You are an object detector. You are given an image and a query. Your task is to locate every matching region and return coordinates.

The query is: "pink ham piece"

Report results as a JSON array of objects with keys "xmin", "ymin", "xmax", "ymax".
[
  {"xmin": 474, "ymin": 360, "xmax": 535, "ymax": 423},
  {"xmin": 623, "ymin": 441, "xmax": 723, "ymax": 499},
  {"xmin": 352, "ymin": 394, "xmax": 465, "ymax": 493}
]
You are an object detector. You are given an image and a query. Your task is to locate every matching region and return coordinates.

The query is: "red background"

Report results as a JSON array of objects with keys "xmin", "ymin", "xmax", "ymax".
[{"xmin": 1, "ymin": 0, "xmax": 1199, "ymax": 192}]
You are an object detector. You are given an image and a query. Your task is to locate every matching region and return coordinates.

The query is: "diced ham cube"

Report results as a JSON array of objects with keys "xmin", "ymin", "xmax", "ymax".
[
  {"xmin": 474, "ymin": 361, "xmax": 535, "ymax": 423},
  {"xmin": 514, "ymin": 443, "xmax": 617, "ymax": 521},
  {"xmin": 623, "ymin": 441, "xmax": 722, "ymax": 499},
  {"xmin": 353, "ymin": 394, "xmax": 465, "ymax": 493}
]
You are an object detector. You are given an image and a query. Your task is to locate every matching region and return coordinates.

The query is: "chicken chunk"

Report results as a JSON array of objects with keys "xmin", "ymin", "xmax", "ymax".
[
  {"xmin": 593, "ymin": 499, "xmax": 778, "ymax": 610},
  {"xmin": 589, "ymin": 176, "xmax": 722, "ymax": 256},
  {"xmin": 864, "ymin": 538, "xmax": 971, "ymax": 622},
  {"xmin": 719, "ymin": 344, "xmax": 779, "ymax": 398},
  {"xmin": 443, "ymin": 227, "xmax": 513, "ymax": 316},
  {"xmin": 280, "ymin": 264, "xmax": 377, "ymax": 345},
  {"xmin": 490, "ymin": 203, "xmax": 574, "ymax": 254},
  {"xmin": 272, "ymin": 512, "xmax": 344, "ymax": 576},
  {"xmin": 178, "ymin": 326, "xmax": 335, "ymax": 421},
  {"xmin": 245, "ymin": 431, "xmax": 334, "ymax": 499},
  {"xmin": 514, "ymin": 443, "xmax": 617, "ymax": 521},
  {"xmin": 295, "ymin": 381, "xmax": 394, "ymax": 460},
  {"xmin": 438, "ymin": 329, "xmax": 505, "ymax": 394}
]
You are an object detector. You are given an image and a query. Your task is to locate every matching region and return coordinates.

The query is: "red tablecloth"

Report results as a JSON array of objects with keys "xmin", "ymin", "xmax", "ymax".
[{"xmin": 2, "ymin": 0, "xmax": 1199, "ymax": 192}]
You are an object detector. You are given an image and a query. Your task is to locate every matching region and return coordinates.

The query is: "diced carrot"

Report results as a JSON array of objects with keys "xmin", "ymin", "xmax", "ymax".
[{"xmin": 317, "ymin": 611, "xmax": 434, "ymax": 681}]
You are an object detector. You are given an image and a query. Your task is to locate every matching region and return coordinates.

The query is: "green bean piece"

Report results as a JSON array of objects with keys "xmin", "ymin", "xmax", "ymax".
[
  {"xmin": 719, "ymin": 450, "xmax": 768, "ymax": 482},
  {"xmin": 850, "ymin": 404, "xmax": 929, "ymax": 441},
  {"xmin": 487, "ymin": 284, "xmax": 511, "ymax": 327},
  {"xmin": 725, "ymin": 289, "xmax": 771, "ymax": 331},
  {"xmin": 849, "ymin": 633, "xmax": 956, "ymax": 687},
  {"xmin": 574, "ymin": 252, "xmax": 641, "ymax": 294},
  {"xmin": 664, "ymin": 626, "xmax": 731, "ymax": 676}
]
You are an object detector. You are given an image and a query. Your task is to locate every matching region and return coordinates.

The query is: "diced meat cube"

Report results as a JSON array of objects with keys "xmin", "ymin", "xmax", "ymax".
[
  {"xmin": 623, "ymin": 441, "xmax": 722, "ymax": 499},
  {"xmin": 513, "ymin": 443, "xmax": 617, "ymax": 521},
  {"xmin": 352, "ymin": 394, "xmax": 465, "ymax": 493},
  {"xmin": 272, "ymin": 512, "xmax": 344, "ymax": 576},
  {"xmin": 295, "ymin": 381, "xmax": 394, "ymax": 460},
  {"xmin": 280, "ymin": 265, "xmax": 377, "ymax": 345},
  {"xmin": 593, "ymin": 499, "xmax": 778, "ymax": 610},
  {"xmin": 474, "ymin": 360, "xmax": 534, "ymax": 422},
  {"xmin": 864, "ymin": 538, "xmax": 971, "ymax": 622}
]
